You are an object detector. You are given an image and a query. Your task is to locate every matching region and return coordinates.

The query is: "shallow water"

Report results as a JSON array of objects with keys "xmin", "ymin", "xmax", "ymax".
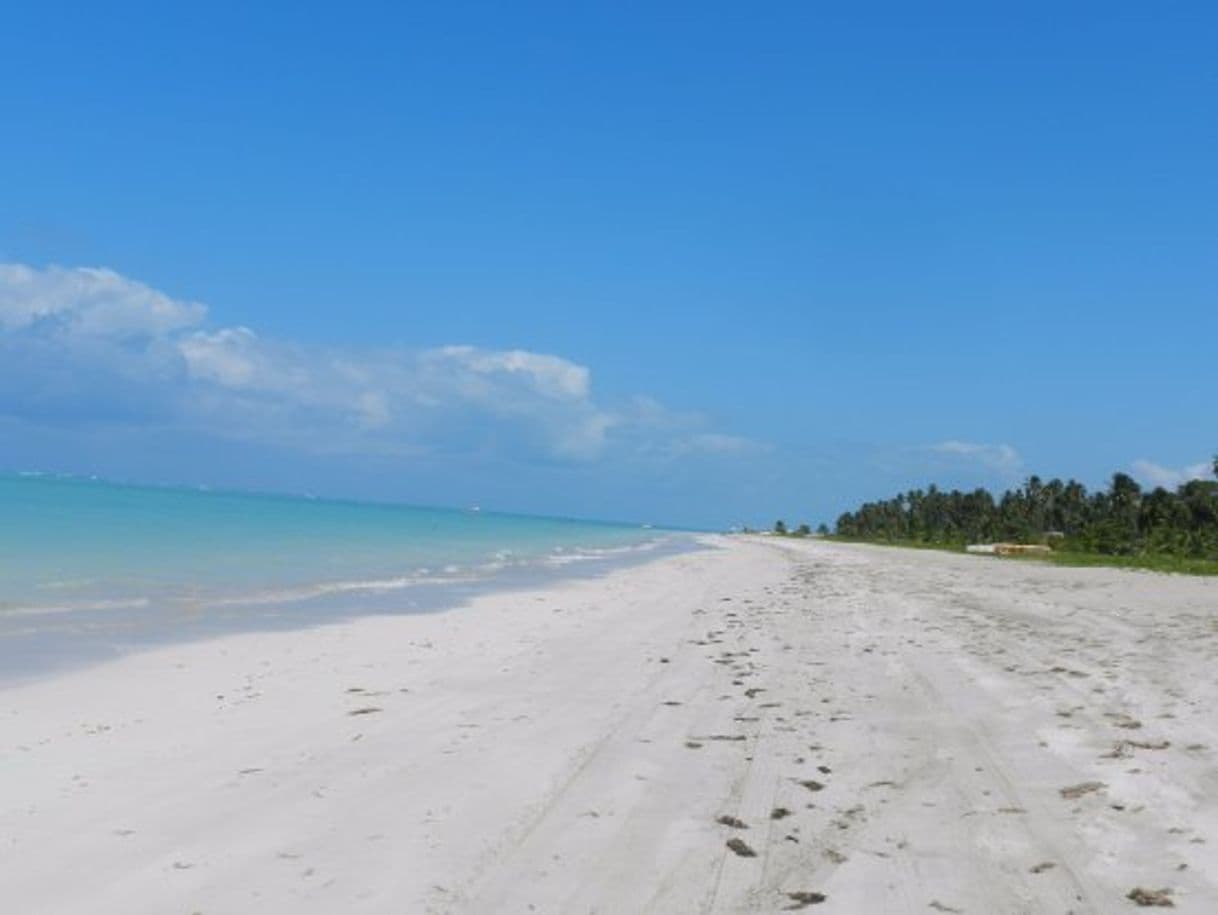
[{"xmin": 0, "ymin": 473, "xmax": 698, "ymax": 681}]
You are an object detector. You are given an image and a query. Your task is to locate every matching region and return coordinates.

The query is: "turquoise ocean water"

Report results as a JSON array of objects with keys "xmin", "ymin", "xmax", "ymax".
[{"xmin": 0, "ymin": 474, "xmax": 692, "ymax": 680}]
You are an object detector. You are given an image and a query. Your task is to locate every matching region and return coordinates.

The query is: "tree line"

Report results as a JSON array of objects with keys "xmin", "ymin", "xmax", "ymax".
[{"xmin": 833, "ymin": 457, "xmax": 1218, "ymax": 560}]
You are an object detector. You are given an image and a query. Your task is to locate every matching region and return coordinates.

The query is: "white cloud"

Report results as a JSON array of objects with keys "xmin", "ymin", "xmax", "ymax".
[
  {"xmin": 435, "ymin": 345, "xmax": 590, "ymax": 401},
  {"xmin": 0, "ymin": 262, "xmax": 754, "ymax": 465},
  {"xmin": 179, "ymin": 327, "xmax": 263, "ymax": 387},
  {"xmin": 927, "ymin": 440, "xmax": 1023, "ymax": 476},
  {"xmin": 1131, "ymin": 459, "xmax": 1214, "ymax": 490},
  {"xmin": 355, "ymin": 390, "xmax": 391, "ymax": 429},
  {"xmin": 0, "ymin": 263, "xmax": 205, "ymax": 337}
]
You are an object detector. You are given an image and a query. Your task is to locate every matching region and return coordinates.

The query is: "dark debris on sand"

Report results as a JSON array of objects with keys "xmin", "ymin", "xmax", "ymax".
[
  {"xmin": 786, "ymin": 890, "xmax": 827, "ymax": 909},
  {"xmin": 1127, "ymin": 887, "xmax": 1174, "ymax": 907},
  {"xmin": 1059, "ymin": 781, "xmax": 1105, "ymax": 800},
  {"xmin": 726, "ymin": 837, "xmax": 757, "ymax": 858}
]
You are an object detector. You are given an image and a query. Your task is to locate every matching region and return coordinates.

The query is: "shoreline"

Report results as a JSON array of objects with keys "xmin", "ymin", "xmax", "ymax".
[
  {"xmin": 0, "ymin": 532, "xmax": 705, "ymax": 688},
  {"xmin": 3, "ymin": 537, "xmax": 1216, "ymax": 912}
]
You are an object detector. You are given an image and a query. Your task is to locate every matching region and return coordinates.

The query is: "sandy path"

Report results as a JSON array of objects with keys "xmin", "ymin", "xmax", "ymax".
[{"xmin": 2, "ymin": 537, "xmax": 1216, "ymax": 913}]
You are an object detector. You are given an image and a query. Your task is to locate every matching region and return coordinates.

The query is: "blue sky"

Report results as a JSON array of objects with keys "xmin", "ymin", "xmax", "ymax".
[{"xmin": 1, "ymin": 1, "xmax": 1215, "ymax": 528}]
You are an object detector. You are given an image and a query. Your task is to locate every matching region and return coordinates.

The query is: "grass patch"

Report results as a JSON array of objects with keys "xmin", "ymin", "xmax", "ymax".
[
  {"xmin": 825, "ymin": 537, "xmax": 1218, "ymax": 576},
  {"xmin": 1041, "ymin": 551, "xmax": 1218, "ymax": 576}
]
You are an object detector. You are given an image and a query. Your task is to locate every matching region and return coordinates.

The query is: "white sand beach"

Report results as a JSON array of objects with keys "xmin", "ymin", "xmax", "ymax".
[{"xmin": 3, "ymin": 537, "xmax": 1216, "ymax": 913}]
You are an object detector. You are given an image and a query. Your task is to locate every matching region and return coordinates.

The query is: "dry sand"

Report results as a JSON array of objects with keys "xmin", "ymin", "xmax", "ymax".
[{"xmin": 3, "ymin": 536, "xmax": 1217, "ymax": 913}]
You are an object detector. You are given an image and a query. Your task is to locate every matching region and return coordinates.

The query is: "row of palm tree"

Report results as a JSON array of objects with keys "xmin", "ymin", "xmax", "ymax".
[{"xmin": 833, "ymin": 457, "xmax": 1218, "ymax": 559}]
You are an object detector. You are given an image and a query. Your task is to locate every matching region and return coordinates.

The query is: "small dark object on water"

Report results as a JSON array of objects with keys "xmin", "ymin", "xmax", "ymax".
[
  {"xmin": 348, "ymin": 707, "xmax": 382, "ymax": 716},
  {"xmin": 1127, "ymin": 887, "xmax": 1174, "ymax": 907},
  {"xmin": 716, "ymin": 814, "xmax": 748, "ymax": 829},
  {"xmin": 798, "ymin": 779, "xmax": 825, "ymax": 792},
  {"xmin": 726, "ymin": 837, "xmax": 757, "ymax": 858},
  {"xmin": 771, "ymin": 807, "xmax": 792, "ymax": 820}
]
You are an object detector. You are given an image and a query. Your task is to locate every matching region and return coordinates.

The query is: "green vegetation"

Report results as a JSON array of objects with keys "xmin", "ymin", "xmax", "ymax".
[
  {"xmin": 1038, "ymin": 550, "xmax": 1218, "ymax": 576},
  {"xmin": 772, "ymin": 519, "xmax": 814, "ymax": 537},
  {"xmin": 831, "ymin": 455, "xmax": 1218, "ymax": 574}
]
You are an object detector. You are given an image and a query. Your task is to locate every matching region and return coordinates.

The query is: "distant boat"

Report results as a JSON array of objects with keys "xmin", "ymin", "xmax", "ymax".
[{"xmin": 468, "ymin": 505, "xmax": 481, "ymax": 513}]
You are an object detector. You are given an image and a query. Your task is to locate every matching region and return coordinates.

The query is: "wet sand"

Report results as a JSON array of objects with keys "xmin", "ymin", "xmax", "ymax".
[{"xmin": 2, "ymin": 537, "xmax": 1216, "ymax": 912}]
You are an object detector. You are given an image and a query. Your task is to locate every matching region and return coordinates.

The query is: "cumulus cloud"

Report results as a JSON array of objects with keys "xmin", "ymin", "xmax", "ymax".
[
  {"xmin": 435, "ymin": 346, "xmax": 590, "ymax": 401},
  {"xmin": 926, "ymin": 440, "xmax": 1024, "ymax": 476},
  {"xmin": 0, "ymin": 262, "xmax": 758, "ymax": 465},
  {"xmin": 1130, "ymin": 459, "xmax": 1214, "ymax": 490},
  {"xmin": 179, "ymin": 327, "xmax": 265, "ymax": 388},
  {"xmin": 0, "ymin": 263, "xmax": 205, "ymax": 337}
]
